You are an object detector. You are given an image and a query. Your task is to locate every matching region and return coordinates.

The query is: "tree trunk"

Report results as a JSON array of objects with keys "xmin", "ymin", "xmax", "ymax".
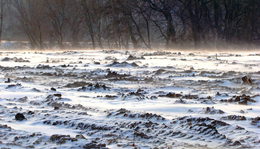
[
  {"xmin": 163, "ymin": 10, "xmax": 176, "ymax": 49},
  {"xmin": 188, "ymin": 0, "xmax": 202, "ymax": 49},
  {"xmin": 0, "ymin": 0, "xmax": 3, "ymax": 46},
  {"xmin": 72, "ymin": 30, "xmax": 79, "ymax": 48},
  {"xmin": 127, "ymin": 18, "xmax": 138, "ymax": 49},
  {"xmin": 214, "ymin": 0, "xmax": 222, "ymax": 48},
  {"xmin": 132, "ymin": 12, "xmax": 151, "ymax": 49},
  {"xmin": 81, "ymin": 0, "xmax": 95, "ymax": 49},
  {"xmin": 111, "ymin": 0, "xmax": 119, "ymax": 49},
  {"xmin": 97, "ymin": 21, "xmax": 103, "ymax": 49}
]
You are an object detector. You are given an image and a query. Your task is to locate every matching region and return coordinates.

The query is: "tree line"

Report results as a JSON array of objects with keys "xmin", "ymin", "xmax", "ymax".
[{"xmin": 1, "ymin": 0, "xmax": 260, "ymax": 50}]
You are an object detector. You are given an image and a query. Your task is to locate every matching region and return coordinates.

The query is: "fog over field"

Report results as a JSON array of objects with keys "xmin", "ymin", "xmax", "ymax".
[{"xmin": 0, "ymin": 49, "xmax": 259, "ymax": 148}]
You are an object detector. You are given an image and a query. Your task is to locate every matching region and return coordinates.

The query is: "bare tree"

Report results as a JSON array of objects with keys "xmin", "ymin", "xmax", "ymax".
[
  {"xmin": 67, "ymin": 0, "xmax": 82, "ymax": 48},
  {"xmin": 7, "ymin": 0, "xmax": 260, "ymax": 50},
  {"xmin": 145, "ymin": 0, "xmax": 177, "ymax": 49},
  {"xmin": 12, "ymin": 0, "xmax": 47, "ymax": 49},
  {"xmin": 0, "ymin": 0, "xmax": 8, "ymax": 45},
  {"xmin": 45, "ymin": 0, "xmax": 70, "ymax": 49},
  {"xmin": 116, "ymin": 0, "xmax": 139, "ymax": 49},
  {"xmin": 80, "ymin": 0, "xmax": 96, "ymax": 49}
]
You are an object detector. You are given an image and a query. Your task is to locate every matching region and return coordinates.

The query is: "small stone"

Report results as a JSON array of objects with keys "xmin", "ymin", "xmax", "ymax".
[
  {"xmin": 53, "ymin": 94, "xmax": 62, "ymax": 97},
  {"xmin": 54, "ymin": 107, "xmax": 59, "ymax": 110},
  {"xmin": 51, "ymin": 87, "xmax": 57, "ymax": 91},
  {"xmin": 4, "ymin": 78, "xmax": 11, "ymax": 83},
  {"xmin": 218, "ymin": 110, "xmax": 225, "ymax": 114},
  {"xmin": 76, "ymin": 134, "xmax": 87, "ymax": 140},
  {"xmin": 28, "ymin": 111, "xmax": 35, "ymax": 115},
  {"xmin": 94, "ymin": 61, "xmax": 100, "ymax": 65},
  {"xmin": 232, "ymin": 140, "xmax": 241, "ymax": 146},
  {"xmin": 15, "ymin": 113, "xmax": 26, "ymax": 121},
  {"xmin": 239, "ymin": 100, "xmax": 247, "ymax": 105}
]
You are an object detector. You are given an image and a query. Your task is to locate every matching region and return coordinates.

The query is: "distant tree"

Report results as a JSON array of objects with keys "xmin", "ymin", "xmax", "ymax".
[
  {"xmin": 115, "ymin": 0, "xmax": 138, "ymax": 49},
  {"xmin": 121, "ymin": 0, "xmax": 153, "ymax": 49},
  {"xmin": 94, "ymin": 0, "xmax": 105, "ymax": 49},
  {"xmin": 67, "ymin": 0, "xmax": 82, "ymax": 48},
  {"xmin": 252, "ymin": 0, "xmax": 260, "ymax": 47},
  {"xmin": 145, "ymin": 0, "xmax": 177, "ymax": 49},
  {"xmin": 135, "ymin": 1, "xmax": 153, "ymax": 49},
  {"xmin": 12, "ymin": 0, "xmax": 47, "ymax": 49},
  {"xmin": 7, "ymin": 0, "xmax": 260, "ymax": 50},
  {"xmin": 45, "ymin": 0, "xmax": 70, "ymax": 49},
  {"xmin": 80, "ymin": 0, "xmax": 96, "ymax": 49},
  {"xmin": 0, "ymin": 0, "xmax": 8, "ymax": 45}
]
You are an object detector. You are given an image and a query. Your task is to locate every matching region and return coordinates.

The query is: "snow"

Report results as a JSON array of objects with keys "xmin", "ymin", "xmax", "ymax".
[{"xmin": 0, "ymin": 49, "xmax": 259, "ymax": 148}]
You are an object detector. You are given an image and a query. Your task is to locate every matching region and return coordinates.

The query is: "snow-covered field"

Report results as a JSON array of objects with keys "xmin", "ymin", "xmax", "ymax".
[{"xmin": 0, "ymin": 50, "xmax": 259, "ymax": 149}]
